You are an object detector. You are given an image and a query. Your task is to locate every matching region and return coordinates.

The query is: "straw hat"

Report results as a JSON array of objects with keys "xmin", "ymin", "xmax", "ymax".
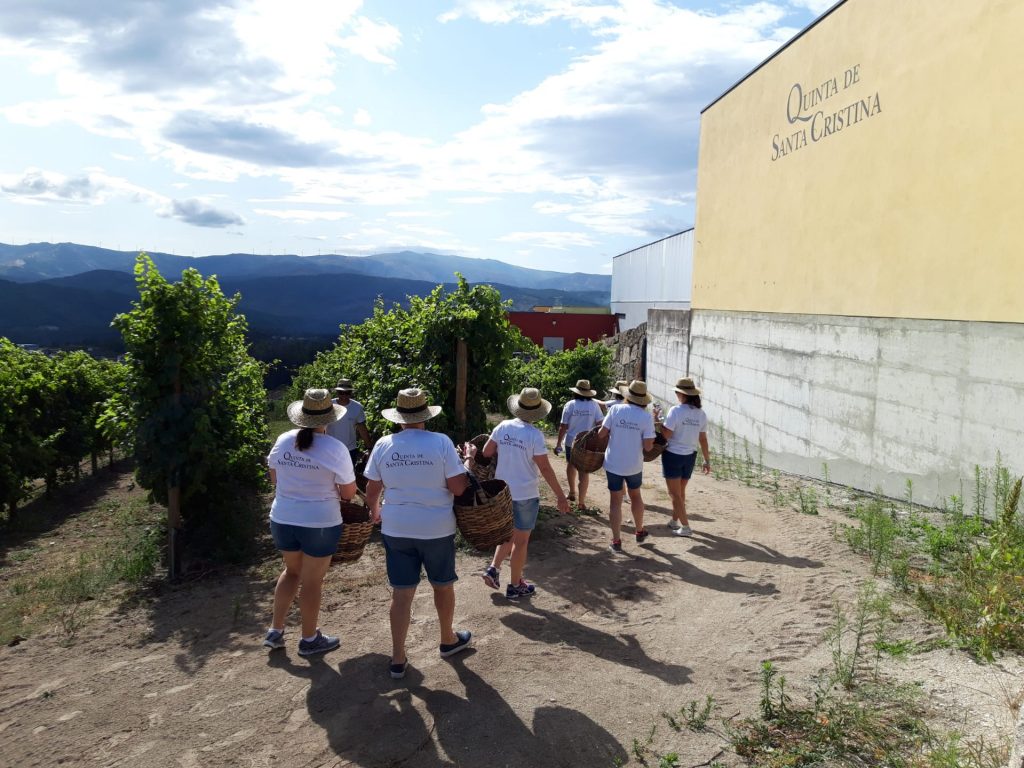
[
  {"xmin": 606, "ymin": 379, "xmax": 628, "ymax": 399},
  {"xmin": 569, "ymin": 379, "xmax": 597, "ymax": 398},
  {"xmin": 619, "ymin": 380, "xmax": 653, "ymax": 406},
  {"xmin": 334, "ymin": 378, "xmax": 355, "ymax": 393},
  {"xmin": 381, "ymin": 388, "xmax": 442, "ymax": 424},
  {"xmin": 507, "ymin": 387, "xmax": 552, "ymax": 422},
  {"xmin": 674, "ymin": 376, "xmax": 701, "ymax": 396},
  {"xmin": 287, "ymin": 388, "xmax": 346, "ymax": 428}
]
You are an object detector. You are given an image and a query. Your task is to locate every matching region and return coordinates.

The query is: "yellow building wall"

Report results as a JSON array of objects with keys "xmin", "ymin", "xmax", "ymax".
[{"xmin": 693, "ymin": 0, "xmax": 1024, "ymax": 322}]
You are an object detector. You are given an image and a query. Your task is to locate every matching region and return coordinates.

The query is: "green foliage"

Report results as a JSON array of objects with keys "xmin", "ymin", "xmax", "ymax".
[
  {"xmin": 0, "ymin": 339, "xmax": 126, "ymax": 514},
  {"xmin": 844, "ymin": 495, "xmax": 900, "ymax": 576},
  {"xmin": 104, "ymin": 254, "xmax": 268, "ymax": 527},
  {"xmin": 842, "ymin": 469, "xmax": 1024, "ymax": 659},
  {"xmin": 663, "ymin": 696, "xmax": 717, "ymax": 733},
  {"xmin": 508, "ymin": 340, "xmax": 613, "ymax": 425},
  {"xmin": 918, "ymin": 478, "xmax": 1024, "ymax": 659},
  {"xmin": 291, "ymin": 276, "xmax": 532, "ymax": 441},
  {"xmin": 0, "ymin": 339, "xmax": 51, "ymax": 511},
  {"xmin": 734, "ymin": 649, "xmax": 1008, "ymax": 767}
]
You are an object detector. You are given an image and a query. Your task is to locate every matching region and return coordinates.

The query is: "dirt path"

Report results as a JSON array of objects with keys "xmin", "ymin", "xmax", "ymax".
[{"xmin": 2, "ymin": 453, "xmax": 1021, "ymax": 767}]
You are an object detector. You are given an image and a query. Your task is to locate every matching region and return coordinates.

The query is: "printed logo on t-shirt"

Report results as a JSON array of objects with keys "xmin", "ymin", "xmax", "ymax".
[
  {"xmin": 616, "ymin": 418, "xmax": 643, "ymax": 432},
  {"xmin": 386, "ymin": 451, "xmax": 436, "ymax": 469},
  {"xmin": 501, "ymin": 432, "xmax": 528, "ymax": 451},
  {"xmin": 276, "ymin": 451, "xmax": 322, "ymax": 471}
]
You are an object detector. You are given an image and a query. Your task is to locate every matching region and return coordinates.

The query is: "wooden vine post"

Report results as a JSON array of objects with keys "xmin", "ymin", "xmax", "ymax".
[
  {"xmin": 455, "ymin": 338, "xmax": 467, "ymax": 434},
  {"xmin": 167, "ymin": 368, "xmax": 183, "ymax": 580}
]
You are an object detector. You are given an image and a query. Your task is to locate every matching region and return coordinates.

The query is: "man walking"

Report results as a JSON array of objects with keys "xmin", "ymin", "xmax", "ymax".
[{"xmin": 327, "ymin": 378, "xmax": 372, "ymax": 464}]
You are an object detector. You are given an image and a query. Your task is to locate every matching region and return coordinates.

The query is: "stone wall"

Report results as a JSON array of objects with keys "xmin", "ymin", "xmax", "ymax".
[{"xmin": 601, "ymin": 322, "xmax": 646, "ymax": 383}]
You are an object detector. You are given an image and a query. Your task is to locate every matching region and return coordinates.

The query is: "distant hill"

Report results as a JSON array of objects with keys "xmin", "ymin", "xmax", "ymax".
[
  {"xmin": 0, "ymin": 270, "xmax": 611, "ymax": 346},
  {"xmin": 0, "ymin": 242, "xmax": 611, "ymax": 293}
]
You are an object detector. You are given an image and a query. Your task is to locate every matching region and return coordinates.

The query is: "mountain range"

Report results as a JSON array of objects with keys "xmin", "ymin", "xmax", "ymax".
[
  {"xmin": 0, "ymin": 242, "xmax": 610, "ymax": 292},
  {"xmin": 0, "ymin": 242, "xmax": 611, "ymax": 347}
]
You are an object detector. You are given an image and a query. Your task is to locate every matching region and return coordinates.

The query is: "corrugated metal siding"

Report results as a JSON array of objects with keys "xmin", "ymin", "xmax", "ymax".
[{"xmin": 611, "ymin": 229, "xmax": 694, "ymax": 330}]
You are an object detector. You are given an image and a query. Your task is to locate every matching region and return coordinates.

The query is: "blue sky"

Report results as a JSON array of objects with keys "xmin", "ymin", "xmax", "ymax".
[{"xmin": 0, "ymin": 0, "xmax": 830, "ymax": 273}]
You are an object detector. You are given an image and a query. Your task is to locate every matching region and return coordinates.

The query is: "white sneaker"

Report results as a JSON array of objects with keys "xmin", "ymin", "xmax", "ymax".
[
  {"xmin": 674, "ymin": 525, "xmax": 693, "ymax": 537},
  {"xmin": 668, "ymin": 520, "xmax": 682, "ymax": 530}
]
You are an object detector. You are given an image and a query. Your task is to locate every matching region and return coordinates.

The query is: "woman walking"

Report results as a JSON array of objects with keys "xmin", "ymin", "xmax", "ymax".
[
  {"xmin": 474, "ymin": 387, "xmax": 570, "ymax": 599},
  {"xmin": 599, "ymin": 380, "xmax": 656, "ymax": 554},
  {"xmin": 264, "ymin": 389, "xmax": 357, "ymax": 656},
  {"xmin": 363, "ymin": 388, "xmax": 473, "ymax": 679},
  {"xmin": 554, "ymin": 379, "xmax": 604, "ymax": 510},
  {"xmin": 660, "ymin": 377, "xmax": 711, "ymax": 537}
]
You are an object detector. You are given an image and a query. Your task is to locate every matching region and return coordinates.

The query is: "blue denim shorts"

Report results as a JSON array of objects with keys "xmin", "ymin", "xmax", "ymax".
[
  {"xmin": 270, "ymin": 521, "xmax": 342, "ymax": 558},
  {"xmin": 564, "ymin": 445, "xmax": 573, "ymax": 466},
  {"xmin": 662, "ymin": 450, "xmax": 698, "ymax": 480},
  {"xmin": 512, "ymin": 497, "xmax": 541, "ymax": 531},
  {"xmin": 606, "ymin": 470, "xmax": 643, "ymax": 492},
  {"xmin": 382, "ymin": 534, "xmax": 458, "ymax": 588}
]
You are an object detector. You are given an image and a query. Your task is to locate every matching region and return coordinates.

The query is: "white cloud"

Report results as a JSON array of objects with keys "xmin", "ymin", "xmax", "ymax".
[
  {"xmin": 789, "ymin": 0, "xmax": 836, "ymax": 15},
  {"xmin": 159, "ymin": 198, "xmax": 246, "ymax": 228},
  {"xmin": 498, "ymin": 230, "xmax": 599, "ymax": 250},
  {"xmin": 254, "ymin": 208, "xmax": 352, "ymax": 222},
  {"xmin": 0, "ymin": 1, "xmax": 811, "ymax": 257},
  {"xmin": 1, "ymin": 167, "xmax": 160, "ymax": 206},
  {"xmin": 1, "ymin": 166, "xmax": 244, "ymax": 229}
]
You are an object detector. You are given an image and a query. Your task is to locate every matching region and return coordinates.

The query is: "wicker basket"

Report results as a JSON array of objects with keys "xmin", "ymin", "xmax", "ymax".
[
  {"xmin": 467, "ymin": 434, "xmax": 496, "ymax": 483},
  {"xmin": 453, "ymin": 476, "xmax": 513, "ymax": 551},
  {"xmin": 352, "ymin": 451, "xmax": 369, "ymax": 493},
  {"xmin": 643, "ymin": 433, "xmax": 668, "ymax": 462},
  {"xmin": 570, "ymin": 427, "xmax": 606, "ymax": 473},
  {"xmin": 333, "ymin": 499, "xmax": 375, "ymax": 564}
]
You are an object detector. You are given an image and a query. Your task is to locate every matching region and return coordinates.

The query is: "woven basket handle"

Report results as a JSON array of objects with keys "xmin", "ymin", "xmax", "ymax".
[{"xmin": 465, "ymin": 471, "xmax": 488, "ymax": 506}]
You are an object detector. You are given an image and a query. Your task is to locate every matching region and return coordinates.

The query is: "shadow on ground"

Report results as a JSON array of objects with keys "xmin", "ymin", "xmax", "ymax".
[
  {"xmin": 269, "ymin": 649, "xmax": 628, "ymax": 767},
  {"xmin": 498, "ymin": 602, "xmax": 693, "ymax": 684},
  {"xmin": 685, "ymin": 530, "xmax": 824, "ymax": 569},
  {"xmin": 0, "ymin": 458, "xmax": 132, "ymax": 565}
]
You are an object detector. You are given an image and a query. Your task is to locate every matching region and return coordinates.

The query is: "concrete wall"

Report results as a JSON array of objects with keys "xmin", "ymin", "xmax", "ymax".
[
  {"xmin": 675, "ymin": 309, "xmax": 1024, "ymax": 508},
  {"xmin": 694, "ymin": 0, "xmax": 1024, "ymax": 323},
  {"xmin": 611, "ymin": 300, "xmax": 690, "ymax": 335},
  {"xmin": 645, "ymin": 309, "xmax": 691, "ymax": 407}
]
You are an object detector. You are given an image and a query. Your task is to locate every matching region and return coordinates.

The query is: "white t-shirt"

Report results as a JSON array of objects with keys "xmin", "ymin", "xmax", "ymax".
[
  {"xmin": 325, "ymin": 398, "xmax": 366, "ymax": 450},
  {"xmin": 560, "ymin": 399, "xmax": 604, "ymax": 444},
  {"xmin": 364, "ymin": 429, "xmax": 465, "ymax": 539},
  {"xmin": 267, "ymin": 430, "xmax": 356, "ymax": 527},
  {"xmin": 663, "ymin": 404, "xmax": 708, "ymax": 456},
  {"xmin": 601, "ymin": 403, "xmax": 655, "ymax": 477},
  {"xmin": 490, "ymin": 418, "xmax": 548, "ymax": 501}
]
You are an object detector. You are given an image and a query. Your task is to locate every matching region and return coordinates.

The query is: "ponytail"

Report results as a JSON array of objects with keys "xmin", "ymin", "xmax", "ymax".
[{"xmin": 294, "ymin": 427, "xmax": 315, "ymax": 451}]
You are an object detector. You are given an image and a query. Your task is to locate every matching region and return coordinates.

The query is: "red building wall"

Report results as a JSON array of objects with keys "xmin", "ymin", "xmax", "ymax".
[{"xmin": 507, "ymin": 312, "xmax": 618, "ymax": 351}]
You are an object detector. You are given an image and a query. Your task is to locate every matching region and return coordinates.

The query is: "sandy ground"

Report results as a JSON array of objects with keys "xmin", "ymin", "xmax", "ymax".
[{"xmin": 1, "ymin": 450, "xmax": 1022, "ymax": 768}]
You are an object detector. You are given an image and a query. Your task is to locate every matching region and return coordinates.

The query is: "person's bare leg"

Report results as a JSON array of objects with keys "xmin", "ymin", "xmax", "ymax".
[
  {"xmin": 390, "ymin": 586, "xmax": 417, "ymax": 664},
  {"xmin": 627, "ymin": 487, "xmax": 645, "ymax": 532},
  {"xmin": 609, "ymin": 489, "xmax": 625, "ymax": 541},
  {"xmin": 566, "ymin": 462, "xmax": 578, "ymax": 501},
  {"xmin": 578, "ymin": 470, "xmax": 590, "ymax": 509},
  {"xmin": 677, "ymin": 478, "xmax": 690, "ymax": 526},
  {"xmin": 665, "ymin": 477, "xmax": 684, "ymax": 524},
  {"xmin": 432, "ymin": 584, "xmax": 457, "ymax": 646},
  {"xmin": 508, "ymin": 529, "xmax": 532, "ymax": 584},
  {"xmin": 490, "ymin": 540, "xmax": 513, "ymax": 572},
  {"xmin": 271, "ymin": 550, "xmax": 303, "ymax": 630},
  {"xmin": 298, "ymin": 554, "xmax": 333, "ymax": 638}
]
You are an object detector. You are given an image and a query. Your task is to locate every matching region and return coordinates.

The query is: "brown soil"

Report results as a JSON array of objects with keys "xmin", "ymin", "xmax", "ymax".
[{"xmin": 1, "ymin": 451, "xmax": 1021, "ymax": 767}]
